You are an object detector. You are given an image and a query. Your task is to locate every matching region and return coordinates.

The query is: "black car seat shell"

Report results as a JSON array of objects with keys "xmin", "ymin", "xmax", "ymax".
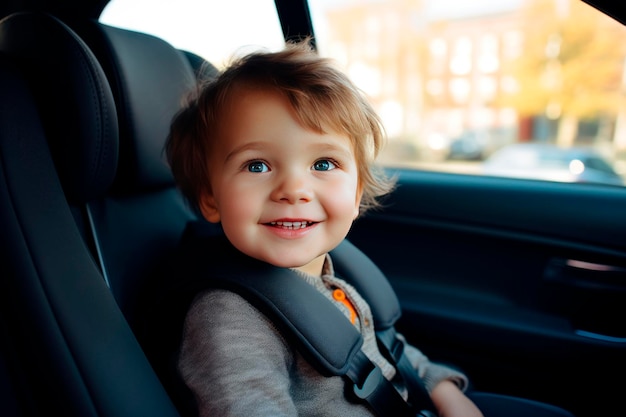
[
  {"xmin": 67, "ymin": 20, "xmax": 201, "ymax": 327},
  {"xmin": 0, "ymin": 13, "xmax": 117, "ymax": 205},
  {"xmin": 0, "ymin": 12, "xmax": 180, "ymax": 416}
]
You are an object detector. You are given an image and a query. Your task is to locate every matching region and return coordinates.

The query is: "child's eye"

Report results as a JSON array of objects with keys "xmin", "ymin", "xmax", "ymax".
[
  {"xmin": 313, "ymin": 159, "xmax": 337, "ymax": 171},
  {"xmin": 247, "ymin": 161, "xmax": 269, "ymax": 173}
]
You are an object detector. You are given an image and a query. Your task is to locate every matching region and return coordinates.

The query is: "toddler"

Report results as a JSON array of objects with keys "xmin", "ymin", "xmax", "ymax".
[{"xmin": 165, "ymin": 39, "xmax": 483, "ymax": 417}]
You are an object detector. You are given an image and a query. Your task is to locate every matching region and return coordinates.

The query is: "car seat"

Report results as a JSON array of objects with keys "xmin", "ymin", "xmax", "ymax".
[
  {"xmin": 62, "ymin": 18, "xmax": 220, "ymax": 414},
  {"xmin": 62, "ymin": 19, "xmax": 207, "ymax": 330},
  {"xmin": 0, "ymin": 12, "xmax": 180, "ymax": 417},
  {"xmin": 59, "ymin": 18, "xmax": 578, "ymax": 417}
]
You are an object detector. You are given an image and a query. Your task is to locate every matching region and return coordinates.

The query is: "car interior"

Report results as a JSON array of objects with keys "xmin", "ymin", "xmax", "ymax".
[{"xmin": 1, "ymin": 1, "xmax": 625, "ymax": 417}]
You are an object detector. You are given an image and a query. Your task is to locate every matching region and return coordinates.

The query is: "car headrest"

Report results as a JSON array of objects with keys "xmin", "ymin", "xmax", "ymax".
[
  {"xmin": 181, "ymin": 49, "xmax": 220, "ymax": 81},
  {"xmin": 71, "ymin": 21, "xmax": 198, "ymax": 194},
  {"xmin": 0, "ymin": 12, "xmax": 118, "ymax": 205}
]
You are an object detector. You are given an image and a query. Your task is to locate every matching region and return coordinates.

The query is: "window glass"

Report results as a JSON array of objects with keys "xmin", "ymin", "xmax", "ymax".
[
  {"xmin": 309, "ymin": 0, "xmax": 626, "ymax": 187},
  {"xmin": 99, "ymin": 0, "xmax": 285, "ymax": 69}
]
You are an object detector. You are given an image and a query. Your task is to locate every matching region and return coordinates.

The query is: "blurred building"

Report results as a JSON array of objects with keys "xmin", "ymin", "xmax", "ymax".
[{"xmin": 322, "ymin": 0, "xmax": 626, "ymax": 162}]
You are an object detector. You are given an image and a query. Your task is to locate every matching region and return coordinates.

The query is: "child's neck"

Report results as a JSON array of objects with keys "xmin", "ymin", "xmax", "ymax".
[{"xmin": 293, "ymin": 253, "xmax": 326, "ymax": 277}]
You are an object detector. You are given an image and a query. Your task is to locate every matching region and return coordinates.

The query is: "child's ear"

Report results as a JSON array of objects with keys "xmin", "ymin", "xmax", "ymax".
[
  {"xmin": 353, "ymin": 183, "xmax": 363, "ymax": 219},
  {"xmin": 198, "ymin": 194, "xmax": 221, "ymax": 223}
]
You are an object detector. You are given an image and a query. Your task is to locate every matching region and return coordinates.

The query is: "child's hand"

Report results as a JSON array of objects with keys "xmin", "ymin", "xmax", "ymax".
[{"xmin": 430, "ymin": 380, "xmax": 484, "ymax": 417}]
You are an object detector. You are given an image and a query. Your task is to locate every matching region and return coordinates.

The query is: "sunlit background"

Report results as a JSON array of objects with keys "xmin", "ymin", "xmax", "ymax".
[{"xmin": 101, "ymin": 0, "xmax": 626, "ymax": 186}]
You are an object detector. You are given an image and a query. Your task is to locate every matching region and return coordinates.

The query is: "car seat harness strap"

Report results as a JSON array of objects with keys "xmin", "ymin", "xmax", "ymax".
[{"xmin": 157, "ymin": 225, "xmax": 439, "ymax": 416}]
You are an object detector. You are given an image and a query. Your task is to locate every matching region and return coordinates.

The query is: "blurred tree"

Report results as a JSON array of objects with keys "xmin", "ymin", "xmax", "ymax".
[{"xmin": 500, "ymin": 0, "xmax": 626, "ymax": 147}]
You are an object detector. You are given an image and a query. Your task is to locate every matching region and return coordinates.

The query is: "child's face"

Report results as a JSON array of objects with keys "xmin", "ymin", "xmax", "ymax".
[{"xmin": 199, "ymin": 88, "xmax": 362, "ymax": 276}]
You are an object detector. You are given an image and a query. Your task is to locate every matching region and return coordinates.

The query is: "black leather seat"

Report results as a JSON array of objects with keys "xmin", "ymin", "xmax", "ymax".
[
  {"xmin": 0, "ymin": 52, "xmax": 51, "ymax": 417},
  {"xmin": 62, "ymin": 19, "xmax": 226, "ymax": 415},
  {"xmin": 66, "ymin": 20, "xmax": 204, "ymax": 330},
  {"xmin": 0, "ymin": 12, "xmax": 179, "ymax": 417}
]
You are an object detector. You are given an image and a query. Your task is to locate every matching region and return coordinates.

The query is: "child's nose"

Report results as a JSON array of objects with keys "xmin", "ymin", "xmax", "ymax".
[{"xmin": 270, "ymin": 174, "xmax": 314, "ymax": 204}]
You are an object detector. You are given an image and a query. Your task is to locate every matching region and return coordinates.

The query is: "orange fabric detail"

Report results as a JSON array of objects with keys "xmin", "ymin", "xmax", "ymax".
[{"xmin": 332, "ymin": 288, "xmax": 357, "ymax": 324}]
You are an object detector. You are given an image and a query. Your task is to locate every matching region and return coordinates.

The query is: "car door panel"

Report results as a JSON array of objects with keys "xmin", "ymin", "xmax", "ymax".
[{"xmin": 346, "ymin": 168, "xmax": 626, "ymax": 417}]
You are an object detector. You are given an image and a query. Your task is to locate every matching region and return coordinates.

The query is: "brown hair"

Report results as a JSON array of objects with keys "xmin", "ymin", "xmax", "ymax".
[{"xmin": 165, "ymin": 38, "xmax": 394, "ymax": 215}]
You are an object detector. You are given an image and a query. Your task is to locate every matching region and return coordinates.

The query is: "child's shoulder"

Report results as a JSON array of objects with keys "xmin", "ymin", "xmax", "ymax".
[
  {"xmin": 185, "ymin": 288, "xmax": 290, "ymax": 348},
  {"xmin": 189, "ymin": 288, "xmax": 270, "ymax": 323}
]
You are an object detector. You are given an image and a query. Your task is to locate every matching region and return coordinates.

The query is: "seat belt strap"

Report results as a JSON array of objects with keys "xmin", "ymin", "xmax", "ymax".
[
  {"xmin": 346, "ymin": 350, "xmax": 415, "ymax": 417},
  {"xmin": 377, "ymin": 327, "xmax": 438, "ymax": 416}
]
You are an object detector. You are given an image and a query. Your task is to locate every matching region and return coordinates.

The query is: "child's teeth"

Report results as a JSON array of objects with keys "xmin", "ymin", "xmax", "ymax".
[{"xmin": 270, "ymin": 221, "xmax": 308, "ymax": 229}]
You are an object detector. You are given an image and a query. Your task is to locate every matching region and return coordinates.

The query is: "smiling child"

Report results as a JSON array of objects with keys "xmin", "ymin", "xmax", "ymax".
[{"xmin": 165, "ymin": 39, "xmax": 483, "ymax": 417}]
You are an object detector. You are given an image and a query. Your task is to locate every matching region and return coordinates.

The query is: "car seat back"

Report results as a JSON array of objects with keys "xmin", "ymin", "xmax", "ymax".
[
  {"xmin": 0, "ymin": 12, "xmax": 179, "ymax": 416},
  {"xmin": 67, "ymin": 20, "xmax": 204, "ymax": 327}
]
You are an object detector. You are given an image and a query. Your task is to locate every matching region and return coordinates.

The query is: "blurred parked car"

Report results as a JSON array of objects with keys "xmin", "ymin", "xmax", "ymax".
[
  {"xmin": 442, "ymin": 128, "xmax": 515, "ymax": 161},
  {"xmin": 483, "ymin": 143, "xmax": 624, "ymax": 185},
  {"xmin": 448, "ymin": 130, "xmax": 491, "ymax": 160}
]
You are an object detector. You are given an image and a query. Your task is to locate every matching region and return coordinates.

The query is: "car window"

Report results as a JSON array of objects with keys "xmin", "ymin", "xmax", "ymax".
[
  {"xmin": 308, "ymin": 0, "xmax": 626, "ymax": 187},
  {"xmin": 99, "ymin": 0, "xmax": 285, "ymax": 69},
  {"xmin": 100, "ymin": 0, "xmax": 626, "ymax": 187}
]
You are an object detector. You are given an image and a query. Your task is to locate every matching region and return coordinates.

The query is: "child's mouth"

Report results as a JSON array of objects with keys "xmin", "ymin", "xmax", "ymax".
[{"xmin": 268, "ymin": 221, "xmax": 314, "ymax": 230}]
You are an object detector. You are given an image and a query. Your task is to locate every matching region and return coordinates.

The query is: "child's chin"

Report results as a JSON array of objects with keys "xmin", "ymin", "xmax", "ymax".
[
  {"xmin": 261, "ymin": 254, "xmax": 317, "ymax": 270},
  {"xmin": 234, "ymin": 242, "xmax": 322, "ymax": 271},
  {"xmin": 265, "ymin": 257, "xmax": 308, "ymax": 269}
]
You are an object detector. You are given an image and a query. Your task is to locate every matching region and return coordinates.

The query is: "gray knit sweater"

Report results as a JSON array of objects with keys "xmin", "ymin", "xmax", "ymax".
[{"xmin": 177, "ymin": 255, "xmax": 468, "ymax": 417}]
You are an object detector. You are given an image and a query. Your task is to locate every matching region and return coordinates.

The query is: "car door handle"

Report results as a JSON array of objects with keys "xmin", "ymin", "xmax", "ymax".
[
  {"xmin": 544, "ymin": 258, "xmax": 626, "ymax": 291},
  {"xmin": 543, "ymin": 257, "xmax": 626, "ymax": 339}
]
